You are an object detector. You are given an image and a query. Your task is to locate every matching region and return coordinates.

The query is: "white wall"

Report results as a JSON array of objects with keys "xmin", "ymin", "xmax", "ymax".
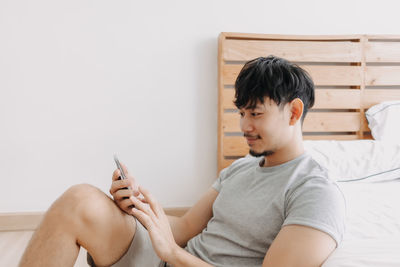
[{"xmin": 1, "ymin": 0, "xmax": 400, "ymax": 212}]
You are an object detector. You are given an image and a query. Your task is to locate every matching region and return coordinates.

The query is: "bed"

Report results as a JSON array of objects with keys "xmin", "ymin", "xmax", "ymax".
[{"xmin": 217, "ymin": 33, "xmax": 400, "ymax": 267}]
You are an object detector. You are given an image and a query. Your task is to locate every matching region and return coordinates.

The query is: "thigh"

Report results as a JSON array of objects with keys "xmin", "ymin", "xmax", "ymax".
[{"xmin": 62, "ymin": 184, "xmax": 137, "ymax": 266}]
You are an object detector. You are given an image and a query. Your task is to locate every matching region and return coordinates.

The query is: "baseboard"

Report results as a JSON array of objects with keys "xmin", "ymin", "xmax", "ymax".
[
  {"xmin": 0, "ymin": 212, "xmax": 44, "ymax": 231},
  {"xmin": 0, "ymin": 207, "xmax": 189, "ymax": 232}
]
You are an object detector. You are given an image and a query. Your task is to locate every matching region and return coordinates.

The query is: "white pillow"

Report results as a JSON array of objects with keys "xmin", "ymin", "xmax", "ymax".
[
  {"xmin": 365, "ymin": 101, "xmax": 400, "ymax": 143},
  {"xmin": 304, "ymin": 140, "xmax": 400, "ymax": 182}
]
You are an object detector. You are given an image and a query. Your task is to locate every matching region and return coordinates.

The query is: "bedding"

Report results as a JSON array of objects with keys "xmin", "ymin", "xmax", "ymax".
[
  {"xmin": 304, "ymin": 140, "xmax": 400, "ymax": 182},
  {"xmin": 366, "ymin": 101, "xmax": 400, "ymax": 143},
  {"xmin": 322, "ymin": 180, "xmax": 400, "ymax": 267},
  {"xmin": 303, "ymin": 140, "xmax": 400, "ymax": 266}
]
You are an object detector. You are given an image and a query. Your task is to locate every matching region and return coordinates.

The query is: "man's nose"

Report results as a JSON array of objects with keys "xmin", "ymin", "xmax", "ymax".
[{"xmin": 240, "ymin": 117, "xmax": 254, "ymax": 132}]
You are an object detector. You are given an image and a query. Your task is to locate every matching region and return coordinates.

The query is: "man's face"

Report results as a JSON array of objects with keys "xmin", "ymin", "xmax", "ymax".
[{"xmin": 239, "ymin": 98, "xmax": 291, "ymax": 157}]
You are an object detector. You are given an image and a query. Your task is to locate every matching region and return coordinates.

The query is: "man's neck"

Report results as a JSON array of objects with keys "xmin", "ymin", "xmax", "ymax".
[{"xmin": 261, "ymin": 142, "xmax": 305, "ymax": 168}]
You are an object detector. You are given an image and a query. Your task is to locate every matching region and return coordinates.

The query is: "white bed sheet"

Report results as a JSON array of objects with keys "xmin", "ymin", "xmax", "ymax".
[
  {"xmin": 323, "ymin": 237, "xmax": 400, "ymax": 267},
  {"xmin": 322, "ymin": 180, "xmax": 400, "ymax": 267},
  {"xmin": 304, "ymin": 140, "xmax": 400, "ymax": 182}
]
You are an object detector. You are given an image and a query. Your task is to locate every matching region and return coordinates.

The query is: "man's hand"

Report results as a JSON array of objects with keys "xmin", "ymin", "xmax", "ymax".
[
  {"xmin": 130, "ymin": 186, "xmax": 180, "ymax": 263},
  {"xmin": 109, "ymin": 162, "xmax": 140, "ymax": 215}
]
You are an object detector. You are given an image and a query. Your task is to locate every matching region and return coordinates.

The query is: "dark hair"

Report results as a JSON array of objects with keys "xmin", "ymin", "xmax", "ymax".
[{"xmin": 234, "ymin": 56, "xmax": 315, "ymax": 123}]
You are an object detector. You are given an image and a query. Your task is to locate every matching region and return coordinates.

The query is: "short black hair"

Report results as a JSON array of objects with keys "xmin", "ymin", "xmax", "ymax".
[{"xmin": 234, "ymin": 56, "xmax": 315, "ymax": 123}]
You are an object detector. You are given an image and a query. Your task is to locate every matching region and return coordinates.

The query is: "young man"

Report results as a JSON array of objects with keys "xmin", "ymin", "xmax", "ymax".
[{"xmin": 19, "ymin": 56, "xmax": 346, "ymax": 267}]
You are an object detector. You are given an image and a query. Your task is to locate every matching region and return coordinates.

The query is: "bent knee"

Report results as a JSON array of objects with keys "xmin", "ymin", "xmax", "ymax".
[
  {"xmin": 64, "ymin": 183, "xmax": 104, "ymax": 202},
  {"xmin": 56, "ymin": 184, "xmax": 117, "ymax": 222},
  {"xmin": 62, "ymin": 184, "xmax": 106, "ymax": 206}
]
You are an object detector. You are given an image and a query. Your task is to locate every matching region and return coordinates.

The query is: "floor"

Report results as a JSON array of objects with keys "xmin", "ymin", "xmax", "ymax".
[{"xmin": 0, "ymin": 230, "xmax": 89, "ymax": 267}]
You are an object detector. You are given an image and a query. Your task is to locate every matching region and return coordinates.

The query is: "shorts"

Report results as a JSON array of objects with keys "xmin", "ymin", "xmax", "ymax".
[{"xmin": 87, "ymin": 219, "xmax": 167, "ymax": 267}]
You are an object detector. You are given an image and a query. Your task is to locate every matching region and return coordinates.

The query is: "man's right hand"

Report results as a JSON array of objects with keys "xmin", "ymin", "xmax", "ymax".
[{"xmin": 109, "ymin": 162, "xmax": 140, "ymax": 215}]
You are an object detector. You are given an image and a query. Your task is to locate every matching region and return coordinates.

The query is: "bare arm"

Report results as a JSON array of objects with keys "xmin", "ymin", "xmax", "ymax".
[
  {"xmin": 262, "ymin": 225, "xmax": 336, "ymax": 267},
  {"xmin": 167, "ymin": 187, "xmax": 219, "ymax": 247},
  {"xmin": 109, "ymin": 161, "xmax": 217, "ymax": 265}
]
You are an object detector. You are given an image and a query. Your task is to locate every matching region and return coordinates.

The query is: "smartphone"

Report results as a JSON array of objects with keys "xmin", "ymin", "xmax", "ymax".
[
  {"xmin": 113, "ymin": 155, "xmax": 135, "ymax": 209},
  {"xmin": 114, "ymin": 154, "xmax": 127, "ymax": 179},
  {"xmin": 113, "ymin": 154, "xmax": 131, "ymax": 190}
]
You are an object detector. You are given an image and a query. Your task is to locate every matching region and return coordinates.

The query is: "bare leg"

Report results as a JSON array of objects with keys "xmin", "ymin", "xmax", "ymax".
[{"xmin": 19, "ymin": 184, "xmax": 136, "ymax": 267}]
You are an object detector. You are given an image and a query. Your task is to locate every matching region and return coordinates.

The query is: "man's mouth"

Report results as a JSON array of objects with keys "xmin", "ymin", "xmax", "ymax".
[{"xmin": 245, "ymin": 135, "xmax": 260, "ymax": 144}]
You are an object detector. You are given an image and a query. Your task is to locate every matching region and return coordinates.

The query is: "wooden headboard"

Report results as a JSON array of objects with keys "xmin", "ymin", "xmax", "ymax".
[{"xmin": 218, "ymin": 33, "xmax": 400, "ymax": 172}]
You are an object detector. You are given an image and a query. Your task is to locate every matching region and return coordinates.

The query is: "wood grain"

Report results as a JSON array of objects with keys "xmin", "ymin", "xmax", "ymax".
[
  {"xmin": 217, "ymin": 33, "xmax": 400, "ymax": 172},
  {"xmin": 223, "ymin": 39, "xmax": 362, "ymax": 62}
]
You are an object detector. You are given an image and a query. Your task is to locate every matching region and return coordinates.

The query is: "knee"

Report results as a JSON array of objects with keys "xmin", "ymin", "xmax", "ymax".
[
  {"xmin": 63, "ymin": 183, "xmax": 103, "ymax": 203},
  {"xmin": 54, "ymin": 184, "xmax": 113, "ymax": 225}
]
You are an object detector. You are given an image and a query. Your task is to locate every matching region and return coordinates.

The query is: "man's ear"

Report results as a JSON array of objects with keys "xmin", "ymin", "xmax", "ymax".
[{"xmin": 289, "ymin": 98, "xmax": 304, "ymax": 126}]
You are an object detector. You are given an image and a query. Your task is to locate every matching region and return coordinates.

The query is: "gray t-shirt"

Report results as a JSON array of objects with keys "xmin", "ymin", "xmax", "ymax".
[{"xmin": 185, "ymin": 152, "xmax": 346, "ymax": 267}]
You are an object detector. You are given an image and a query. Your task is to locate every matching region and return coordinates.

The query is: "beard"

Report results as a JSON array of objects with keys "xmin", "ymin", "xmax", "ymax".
[{"xmin": 249, "ymin": 148, "xmax": 274, "ymax": 157}]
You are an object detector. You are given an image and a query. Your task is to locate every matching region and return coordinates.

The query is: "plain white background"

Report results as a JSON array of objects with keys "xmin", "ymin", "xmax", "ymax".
[{"xmin": 1, "ymin": 0, "xmax": 399, "ymax": 212}]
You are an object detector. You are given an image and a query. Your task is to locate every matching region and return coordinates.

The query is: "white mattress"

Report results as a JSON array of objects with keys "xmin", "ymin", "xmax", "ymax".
[
  {"xmin": 322, "ymin": 180, "xmax": 400, "ymax": 267},
  {"xmin": 323, "ymin": 237, "xmax": 400, "ymax": 267}
]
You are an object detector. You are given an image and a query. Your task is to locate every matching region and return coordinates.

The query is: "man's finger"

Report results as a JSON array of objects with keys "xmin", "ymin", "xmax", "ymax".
[
  {"xmin": 119, "ymin": 198, "xmax": 135, "ymax": 211},
  {"xmin": 138, "ymin": 186, "xmax": 163, "ymax": 217},
  {"xmin": 131, "ymin": 208, "xmax": 153, "ymax": 231},
  {"xmin": 112, "ymin": 169, "xmax": 121, "ymax": 181},
  {"xmin": 130, "ymin": 196, "xmax": 157, "ymax": 221},
  {"xmin": 114, "ymin": 188, "xmax": 134, "ymax": 200},
  {"xmin": 109, "ymin": 179, "xmax": 131, "ymax": 195}
]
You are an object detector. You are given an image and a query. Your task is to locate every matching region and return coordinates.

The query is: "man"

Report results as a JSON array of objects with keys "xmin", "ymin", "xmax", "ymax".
[{"xmin": 19, "ymin": 56, "xmax": 346, "ymax": 267}]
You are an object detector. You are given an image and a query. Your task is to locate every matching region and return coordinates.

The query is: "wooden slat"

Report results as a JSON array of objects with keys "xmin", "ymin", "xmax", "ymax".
[
  {"xmin": 359, "ymin": 36, "xmax": 367, "ymax": 139},
  {"xmin": 223, "ymin": 39, "xmax": 362, "ymax": 62},
  {"xmin": 366, "ymin": 35, "xmax": 400, "ymax": 40},
  {"xmin": 223, "ymin": 32, "xmax": 363, "ymax": 41},
  {"xmin": 221, "ymin": 112, "xmax": 240, "ymax": 132},
  {"xmin": 305, "ymin": 112, "xmax": 361, "ymax": 132},
  {"xmin": 223, "ymin": 136, "xmax": 248, "ymax": 156},
  {"xmin": 220, "ymin": 158, "xmax": 236, "ymax": 171},
  {"xmin": 366, "ymin": 66, "xmax": 400, "ymax": 85},
  {"xmin": 303, "ymin": 135, "xmax": 359, "ymax": 140},
  {"xmin": 221, "ymin": 65, "xmax": 240, "ymax": 85},
  {"xmin": 302, "ymin": 66, "xmax": 362, "ymax": 86},
  {"xmin": 363, "ymin": 89, "xmax": 400, "ymax": 108},
  {"xmin": 363, "ymin": 132, "xmax": 373, "ymax": 140},
  {"xmin": 222, "ymin": 89, "xmax": 235, "ymax": 109},
  {"xmin": 222, "ymin": 64, "xmax": 362, "ymax": 86},
  {"xmin": 222, "ymin": 89, "xmax": 362, "ymax": 109},
  {"xmin": 361, "ymin": 115, "xmax": 370, "ymax": 131},
  {"xmin": 222, "ymin": 112, "xmax": 361, "ymax": 133},
  {"xmin": 366, "ymin": 42, "xmax": 400, "ymax": 62},
  {"xmin": 218, "ymin": 33, "xmax": 226, "ymax": 177},
  {"xmin": 314, "ymin": 89, "xmax": 361, "ymax": 109}
]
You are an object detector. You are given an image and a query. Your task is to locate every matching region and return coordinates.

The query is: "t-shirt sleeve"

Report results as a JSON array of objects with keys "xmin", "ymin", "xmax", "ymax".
[
  {"xmin": 212, "ymin": 157, "xmax": 255, "ymax": 192},
  {"xmin": 283, "ymin": 177, "xmax": 346, "ymax": 247},
  {"xmin": 212, "ymin": 166, "xmax": 229, "ymax": 192}
]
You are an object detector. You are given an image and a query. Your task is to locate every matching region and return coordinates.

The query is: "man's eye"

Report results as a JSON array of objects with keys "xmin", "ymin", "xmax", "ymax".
[
  {"xmin": 239, "ymin": 112, "xmax": 244, "ymax": 117},
  {"xmin": 251, "ymin": 113, "xmax": 260, "ymax": 116}
]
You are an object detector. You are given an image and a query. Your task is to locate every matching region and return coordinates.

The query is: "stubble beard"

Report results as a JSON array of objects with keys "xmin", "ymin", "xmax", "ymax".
[{"xmin": 249, "ymin": 148, "xmax": 274, "ymax": 157}]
